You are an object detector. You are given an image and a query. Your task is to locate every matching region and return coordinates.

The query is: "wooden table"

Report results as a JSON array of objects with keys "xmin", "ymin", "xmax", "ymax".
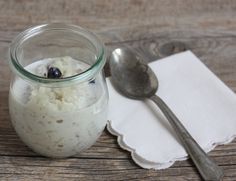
[{"xmin": 1, "ymin": 0, "xmax": 236, "ymax": 180}]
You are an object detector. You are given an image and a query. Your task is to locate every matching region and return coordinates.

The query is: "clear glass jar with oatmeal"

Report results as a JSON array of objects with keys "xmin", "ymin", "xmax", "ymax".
[{"xmin": 8, "ymin": 23, "xmax": 108, "ymax": 158}]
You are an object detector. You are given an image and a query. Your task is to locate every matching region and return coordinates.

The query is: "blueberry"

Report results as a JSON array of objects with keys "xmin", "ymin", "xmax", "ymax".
[{"xmin": 47, "ymin": 67, "xmax": 62, "ymax": 79}]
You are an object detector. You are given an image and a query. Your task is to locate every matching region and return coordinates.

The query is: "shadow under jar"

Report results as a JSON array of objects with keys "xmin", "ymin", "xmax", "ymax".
[{"xmin": 8, "ymin": 23, "xmax": 108, "ymax": 158}]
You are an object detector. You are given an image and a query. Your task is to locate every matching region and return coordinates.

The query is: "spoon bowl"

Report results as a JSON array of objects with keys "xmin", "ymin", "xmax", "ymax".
[{"xmin": 110, "ymin": 48, "xmax": 158, "ymax": 99}]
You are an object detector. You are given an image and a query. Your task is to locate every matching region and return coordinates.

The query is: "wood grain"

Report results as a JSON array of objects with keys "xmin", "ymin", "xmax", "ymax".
[{"xmin": 1, "ymin": 0, "xmax": 236, "ymax": 180}]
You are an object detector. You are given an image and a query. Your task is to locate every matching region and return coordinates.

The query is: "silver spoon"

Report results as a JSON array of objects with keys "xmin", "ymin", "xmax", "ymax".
[{"xmin": 109, "ymin": 47, "xmax": 223, "ymax": 181}]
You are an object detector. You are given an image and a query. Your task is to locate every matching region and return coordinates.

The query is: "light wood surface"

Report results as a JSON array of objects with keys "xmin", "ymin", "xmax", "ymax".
[{"xmin": 1, "ymin": 0, "xmax": 236, "ymax": 180}]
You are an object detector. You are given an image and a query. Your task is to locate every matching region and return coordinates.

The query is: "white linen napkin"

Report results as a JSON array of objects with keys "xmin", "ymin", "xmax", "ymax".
[{"xmin": 106, "ymin": 51, "xmax": 236, "ymax": 169}]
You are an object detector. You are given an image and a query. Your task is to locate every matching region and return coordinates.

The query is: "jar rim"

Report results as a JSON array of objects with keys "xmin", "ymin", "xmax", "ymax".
[{"xmin": 9, "ymin": 23, "xmax": 106, "ymax": 86}]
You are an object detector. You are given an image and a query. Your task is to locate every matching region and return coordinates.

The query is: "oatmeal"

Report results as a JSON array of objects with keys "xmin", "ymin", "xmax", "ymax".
[{"xmin": 9, "ymin": 57, "xmax": 108, "ymax": 157}]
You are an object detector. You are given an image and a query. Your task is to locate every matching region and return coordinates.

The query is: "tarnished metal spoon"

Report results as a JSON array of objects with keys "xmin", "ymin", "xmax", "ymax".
[{"xmin": 109, "ymin": 47, "xmax": 223, "ymax": 181}]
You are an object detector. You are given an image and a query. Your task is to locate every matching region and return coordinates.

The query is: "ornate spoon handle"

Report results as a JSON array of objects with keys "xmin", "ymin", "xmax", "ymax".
[{"xmin": 150, "ymin": 95, "xmax": 224, "ymax": 181}]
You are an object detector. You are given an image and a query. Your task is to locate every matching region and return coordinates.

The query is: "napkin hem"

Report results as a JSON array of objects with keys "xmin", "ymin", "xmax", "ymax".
[
  {"xmin": 107, "ymin": 120, "xmax": 236, "ymax": 169},
  {"xmin": 107, "ymin": 120, "xmax": 188, "ymax": 169}
]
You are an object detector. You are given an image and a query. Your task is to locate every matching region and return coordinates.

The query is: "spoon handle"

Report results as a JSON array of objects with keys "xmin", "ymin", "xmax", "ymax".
[{"xmin": 150, "ymin": 95, "xmax": 224, "ymax": 181}]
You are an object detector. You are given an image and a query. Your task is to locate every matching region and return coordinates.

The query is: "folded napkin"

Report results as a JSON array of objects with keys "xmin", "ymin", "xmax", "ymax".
[{"xmin": 106, "ymin": 51, "xmax": 236, "ymax": 169}]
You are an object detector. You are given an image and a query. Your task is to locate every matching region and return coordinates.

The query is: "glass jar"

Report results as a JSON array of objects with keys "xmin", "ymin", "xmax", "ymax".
[{"xmin": 8, "ymin": 23, "xmax": 108, "ymax": 158}]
